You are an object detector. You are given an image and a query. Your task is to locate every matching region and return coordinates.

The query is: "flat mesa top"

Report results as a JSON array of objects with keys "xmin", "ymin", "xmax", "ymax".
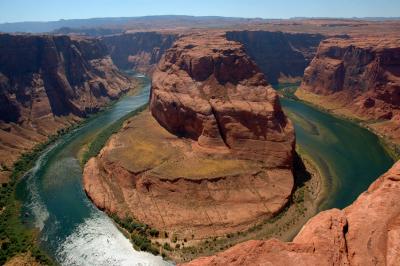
[
  {"xmin": 172, "ymin": 33, "xmax": 245, "ymax": 55},
  {"xmin": 321, "ymin": 37, "xmax": 400, "ymax": 49}
]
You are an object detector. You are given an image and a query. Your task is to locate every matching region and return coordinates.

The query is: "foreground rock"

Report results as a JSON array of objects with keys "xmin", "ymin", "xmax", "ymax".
[
  {"xmin": 183, "ymin": 160, "xmax": 400, "ymax": 266},
  {"xmin": 297, "ymin": 37, "xmax": 400, "ymax": 144},
  {"xmin": 0, "ymin": 33, "xmax": 136, "ymax": 172},
  {"xmin": 84, "ymin": 33, "xmax": 295, "ymax": 241}
]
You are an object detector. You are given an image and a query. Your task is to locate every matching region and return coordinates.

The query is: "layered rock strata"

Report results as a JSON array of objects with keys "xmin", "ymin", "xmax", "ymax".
[
  {"xmin": 150, "ymin": 33, "xmax": 295, "ymax": 162},
  {"xmin": 226, "ymin": 31, "xmax": 325, "ymax": 84},
  {"xmin": 297, "ymin": 37, "xmax": 400, "ymax": 143},
  {"xmin": 183, "ymin": 160, "xmax": 400, "ymax": 266},
  {"xmin": 0, "ymin": 33, "xmax": 135, "ymax": 172},
  {"xmin": 83, "ymin": 33, "xmax": 295, "ymax": 239},
  {"xmin": 101, "ymin": 32, "xmax": 178, "ymax": 74}
]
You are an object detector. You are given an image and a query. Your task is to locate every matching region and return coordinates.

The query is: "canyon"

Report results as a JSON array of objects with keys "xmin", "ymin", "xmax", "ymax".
[
  {"xmin": 101, "ymin": 32, "xmax": 178, "ymax": 74},
  {"xmin": 0, "ymin": 33, "xmax": 136, "ymax": 182},
  {"xmin": 1, "ymin": 16, "xmax": 400, "ymax": 266},
  {"xmin": 297, "ymin": 37, "xmax": 400, "ymax": 147}
]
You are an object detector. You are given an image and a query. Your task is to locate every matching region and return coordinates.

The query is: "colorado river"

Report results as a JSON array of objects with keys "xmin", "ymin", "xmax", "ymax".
[
  {"xmin": 281, "ymin": 97, "xmax": 393, "ymax": 210},
  {"xmin": 16, "ymin": 75, "xmax": 170, "ymax": 266},
  {"xmin": 15, "ymin": 77, "xmax": 393, "ymax": 265}
]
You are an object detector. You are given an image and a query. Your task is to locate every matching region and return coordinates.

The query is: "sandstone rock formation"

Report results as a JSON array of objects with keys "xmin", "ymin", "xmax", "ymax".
[
  {"xmin": 0, "ymin": 33, "xmax": 135, "ymax": 171},
  {"xmin": 183, "ymin": 160, "xmax": 400, "ymax": 266},
  {"xmin": 83, "ymin": 33, "xmax": 295, "ymax": 240},
  {"xmin": 226, "ymin": 31, "xmax": 325, "ymax": 84},
  {"xmin": 297, "ymin": 37, "xmax": 400, "ymax": 143},
  {"xmin": 150, "ymin": 33, "xmax": 295, "ymax": 162},
  {"xmin": 101, "ymin": 32, "xmax": 177, "ymax": 74}
]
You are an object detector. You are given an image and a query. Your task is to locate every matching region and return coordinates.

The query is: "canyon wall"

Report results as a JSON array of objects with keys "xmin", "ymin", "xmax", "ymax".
[
  {"xmin": 101, "ymin": 32, "xmax": 178, "ymax": 74},
  {"xmin": 150, "ymin": 33, "xmax": 295, "ymax": 161},
  {"xmin": 226, "ymin": 31, "xmax": 325, "ymax": 84},
  {"xmin": 297, "ymin": 37, "xmax": 400, "ymax": 143},
  {"xmin": 184, "ymin": 160, "xmax": 400, "ymax": 266},
  {"xmin": 83, "ymin": 33, "xmax": 295, "ymax": 240},
  {"xmin": 0, "ymin": 33, "xmax": 135, "ymax": 174}
]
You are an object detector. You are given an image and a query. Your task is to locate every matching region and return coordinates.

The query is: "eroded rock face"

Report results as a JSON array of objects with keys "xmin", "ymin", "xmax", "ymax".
[
  {"xmin": 226, "ymin": 31, "xmax": 325, "ymax": 84},
  {"xmin": 150, "ymin": 33, "xmax": 295, "ymax": 163},
  {"xmin": 0, "ymin": 33, "xmax": 135, "ymax": 169},
  {"xmin": 299, "ymin": 37, "xmax": 400, "ymax": 121},
  {"xmin": 83, "ymin": 33, "xmax": 295, "ymax": 240},
  {"xmin": 183, "ymin": 160, "xmax": 400, "ymax": 266},
  {"xmin": 101, "ymin": 32, "xmax": 178, "ymax": 74}
]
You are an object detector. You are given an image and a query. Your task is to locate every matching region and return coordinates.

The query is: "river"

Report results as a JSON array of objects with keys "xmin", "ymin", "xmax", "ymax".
[
  {"xmin": 281, "ymin": 97, "xmax": 393, "ymax": 210},
  {"xmin": 15, "ymin": 77, "xmax": 393, "ymax": 265},
  {"xmin": 16, "ymin": 74, "xmax": 170, "ymax": 266}
]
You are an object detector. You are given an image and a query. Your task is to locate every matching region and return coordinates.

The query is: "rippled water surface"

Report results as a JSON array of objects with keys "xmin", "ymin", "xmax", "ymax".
[
  {"xmin": 281, "ymin": 97, "xmax": 393, "ymax": 210},
  {"xmin": 17, "ymin": 75, "xmax": 170, "ymax": 266},
  {"xmin": 15, "ymin": 77, "xmax": 393, "ymax": 265}
]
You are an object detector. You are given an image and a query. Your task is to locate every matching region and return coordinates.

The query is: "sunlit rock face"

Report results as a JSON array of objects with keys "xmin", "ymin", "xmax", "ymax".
[
  {"xmin": 183, "ymin": 160, "xmax": 400, "ymax": 266},
  {"xmin": 0, "ymin": 33, "xmax": 135, "ymax": 168},
  {"xmin": 83, "ymin": 32, "xmax": 295, "ymax": 241},
  {"xmin": 150, "ymin": 32, "xmax": 295, "ymax": 164}
]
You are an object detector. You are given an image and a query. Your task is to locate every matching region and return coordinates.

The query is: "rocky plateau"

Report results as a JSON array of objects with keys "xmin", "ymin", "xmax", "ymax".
[{"xmin": 83, "ymin": 32, "xmax": 296, "ymax": 241}]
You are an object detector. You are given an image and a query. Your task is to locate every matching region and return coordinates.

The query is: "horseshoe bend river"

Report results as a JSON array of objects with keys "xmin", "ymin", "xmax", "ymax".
[{"xmin": 15, "ymin": 77, "xmax": 393, "ymax": 265}]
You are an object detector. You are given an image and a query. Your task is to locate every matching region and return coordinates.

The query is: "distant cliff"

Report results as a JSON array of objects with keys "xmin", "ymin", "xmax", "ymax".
[
  {"xmin": 101, "ymin": 32, "xmax": 178, "ymax": 74},
  {"xmin": 226, "ymin": 31, "xmax": 325, "ymax": 84},
  {"xmin": 0, "ymin": 34, "xmax": 135, "ymax": 171},
  {"xmin": 297, "ymin": 37, "xmax": 400, "ymax": 144}
]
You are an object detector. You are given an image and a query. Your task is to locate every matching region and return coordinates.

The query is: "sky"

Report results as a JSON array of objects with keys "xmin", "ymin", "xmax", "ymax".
[{"xmin": 0, "ymin": 0, "xmax": 399, "ymax": 23}]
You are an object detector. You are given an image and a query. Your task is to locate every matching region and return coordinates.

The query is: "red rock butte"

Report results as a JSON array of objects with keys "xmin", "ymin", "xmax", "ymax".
[
  {"xmin": 150, "ymin": 33, "xmax": 295, "ymax": 162},
  {"xmin": 83, "ymin": 32, "xmax": 295, "ymax": 239}
]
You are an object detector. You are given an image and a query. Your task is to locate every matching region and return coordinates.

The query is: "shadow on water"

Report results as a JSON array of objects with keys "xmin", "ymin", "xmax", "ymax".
[{"xmin": 281, "ymin": 96, "xmax": 393, "ymax": 211}]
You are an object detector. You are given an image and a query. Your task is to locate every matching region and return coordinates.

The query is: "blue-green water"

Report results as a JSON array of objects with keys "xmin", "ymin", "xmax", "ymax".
[
  {"xmin": 281, "ymin": 97, "xmax": 393, "ymax": 210},
  {"xmin": 16, "ymin": 75, "xmax": 170, "ymax": 266},
  {"xmin": 15, "ymin": 77, "xmax": 393, "ymax": 265}
]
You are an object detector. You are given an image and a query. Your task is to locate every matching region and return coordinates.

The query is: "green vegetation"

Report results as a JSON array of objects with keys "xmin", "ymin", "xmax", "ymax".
[
  {"xmin": 272, "ymin": 82, "xmax": 301, "ymax": 99},
  {"xmin": 0, "ymin": 127, "xmax": 79, "ymax": 265},
  {"xmin": 81, "ymin": 103, "xmax": 148, "ymax": 165},
  {"xmin": 110, "ymin": 214, "xmax": 160, "ymax": 256}
]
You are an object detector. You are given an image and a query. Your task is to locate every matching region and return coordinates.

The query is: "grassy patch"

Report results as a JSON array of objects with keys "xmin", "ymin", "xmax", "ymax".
[
  {"xmin": 110, "ymin": 214, "xmax": 160, "ymax": 256},
  {"xmin": 0, "ymin": 126, "xmax": 81, "ymax": 265},
  {"xmin": 151, "ymin": 158, "xmax": 261, "ymax": 180},
  {"xmin": 81, "ymin": 104, "xmax": 148, "ymax": 165}
]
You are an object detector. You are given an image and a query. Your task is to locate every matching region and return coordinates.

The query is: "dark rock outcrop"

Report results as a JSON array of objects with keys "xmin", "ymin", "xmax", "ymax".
[
  {"xmin": 101, "ymin": 32, "xmax": 178, "ymax": 74},
  {"xmin": 226, "ymin": 31, "xmax": 325, "ymax": 84},
  {"xmin": 0, "ymin": 33, "xmax": 135, "ymax": 169}
]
